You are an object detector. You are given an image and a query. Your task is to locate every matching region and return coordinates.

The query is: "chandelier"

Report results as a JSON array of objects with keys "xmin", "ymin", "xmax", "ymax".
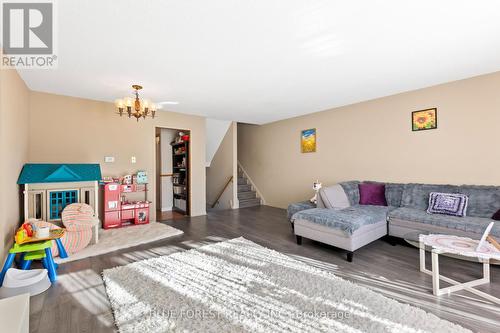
[{"xmin": 115, "ymin": 85, "xmax": 158, "ymax": 121}]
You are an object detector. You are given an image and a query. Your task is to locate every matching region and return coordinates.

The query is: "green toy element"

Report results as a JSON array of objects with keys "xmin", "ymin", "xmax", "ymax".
[
  {"xmin": 23, "ymin": 250, "xmax": 46, "ymax": 261},
  {"xmin": 10, "ymin": 240, "xmax": 52, "ymax": 254},
  {"xmin": 0, "ymin": 240, "xmax": 58, "ymax": 285}
]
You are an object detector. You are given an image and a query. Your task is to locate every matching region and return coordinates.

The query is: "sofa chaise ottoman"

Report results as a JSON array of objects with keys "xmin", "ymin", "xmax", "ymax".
[
  {"xmin": 287, "ymin": 201, "xmax": 316, "ymax": 229},
  {"xmin": 293, "ymin": 205, "xmax": 390, "ymax": 262}
]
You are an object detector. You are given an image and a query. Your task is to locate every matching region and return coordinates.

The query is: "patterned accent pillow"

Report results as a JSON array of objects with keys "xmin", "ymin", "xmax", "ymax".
[{"xmin": 427, "ymin": 192, "xmax": 468, "ymax": 217}]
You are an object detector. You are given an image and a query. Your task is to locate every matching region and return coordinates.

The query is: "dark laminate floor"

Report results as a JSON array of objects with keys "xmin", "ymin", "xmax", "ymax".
[
  {"xmin": 156, "ymin": 210, "xmax": 186, "ymax": 221},
  {"xmin": 30, "ymin": 206, "xmax": 500, "ymax": 333}
]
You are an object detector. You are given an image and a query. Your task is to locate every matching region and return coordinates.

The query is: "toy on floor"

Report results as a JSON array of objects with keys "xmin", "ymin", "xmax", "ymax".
[
  {"xmin": 30, "ymin": 203, "xmax": 98, "ymax": 257},
  {"xmin": 18, "ymin": 164, "xmax": 102, "ymax": 239},
  {"xmin": 102, "ymin": 173, "xmax": 150, "ymax": 229},
  {"xmin": 0, "ymin": 268, "xmax": 51, "ymax": 298},
  {"xmin": 0, "ymin": 240, "xmax": 58, "ymax": 287}
]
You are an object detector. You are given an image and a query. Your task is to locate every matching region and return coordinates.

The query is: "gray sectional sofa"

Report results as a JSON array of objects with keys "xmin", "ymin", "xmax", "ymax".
[{"xmin": 288, "ymin": 181, "xmax": 500, "ymax": 262}]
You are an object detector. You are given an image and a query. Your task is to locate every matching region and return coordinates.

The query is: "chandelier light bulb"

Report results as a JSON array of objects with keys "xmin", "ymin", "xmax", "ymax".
[
  {"xmin": 115, "ymin": 99, "xmax": 124, "ymax": 116},
  {"xmin": 124, "ymin": 97, "xmax": 132, "ymax": 107}
]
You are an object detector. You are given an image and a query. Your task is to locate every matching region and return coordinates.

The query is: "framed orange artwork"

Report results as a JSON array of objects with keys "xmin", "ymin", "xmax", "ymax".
[
  {"xmin": 412, "ymin": 108, "xmax": 437, "ymax": 131},
  {"xmin": 301, "ymin": 128, "xmax": 316, "ymax": 153}
]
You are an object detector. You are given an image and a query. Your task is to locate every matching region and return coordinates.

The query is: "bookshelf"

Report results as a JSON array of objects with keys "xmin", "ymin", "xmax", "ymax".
[{"xmin": 171, "ymin": 140, "xmax": 189, "ymax": 214}]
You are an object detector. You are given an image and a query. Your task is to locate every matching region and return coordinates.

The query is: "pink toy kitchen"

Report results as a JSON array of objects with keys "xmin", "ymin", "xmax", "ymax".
[{"xmin": 101, "ymin": 172, "xmax": 150, "ymax": 229}]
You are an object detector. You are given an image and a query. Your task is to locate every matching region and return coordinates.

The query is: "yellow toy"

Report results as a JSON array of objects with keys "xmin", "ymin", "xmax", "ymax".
[
  {"xmin": 15, "ymin": 228, "xmax": 29, "ymax": 244},
  {"xmin": 14, "ymin": 222, "xmax": 65, "ymax": 245}
]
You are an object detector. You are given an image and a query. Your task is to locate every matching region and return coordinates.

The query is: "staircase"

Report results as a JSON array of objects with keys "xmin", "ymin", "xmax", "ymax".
[{"xmin": 237, "ymin": 168, "xmax": 261, "ymax": 208}]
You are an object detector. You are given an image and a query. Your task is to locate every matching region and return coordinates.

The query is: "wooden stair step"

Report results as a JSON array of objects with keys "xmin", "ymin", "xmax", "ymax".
[
  {"xmin": 239, "ymin": 198, "xmax": 261, "ymax": 208},
  {"xmin": 238, "ymin": 184, "xmax": 251, "ymax": 192},
  {"xmin": 238, "ymin": 191, "xmax": 256, "ymax": 199}
]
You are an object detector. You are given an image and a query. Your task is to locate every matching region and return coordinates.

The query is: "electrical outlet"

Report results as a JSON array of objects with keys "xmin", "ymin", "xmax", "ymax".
[
  {"xmin": 131, "ymin": 156, "xmax": 136, "ymax": 164},
  {"xmin": 104, "ymin": 156, "xmax": 115, "ymax": 163}
]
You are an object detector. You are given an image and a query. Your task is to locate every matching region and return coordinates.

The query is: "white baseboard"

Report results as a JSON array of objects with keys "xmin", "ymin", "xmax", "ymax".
[{"xmin": 161, "ymin": 206, "xmax": 172, "ymax": 212}]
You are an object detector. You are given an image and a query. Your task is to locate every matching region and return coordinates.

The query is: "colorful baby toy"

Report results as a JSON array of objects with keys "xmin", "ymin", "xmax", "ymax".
[
  {"xmin": 14, "ymin": 222, "xmax": 65, "ymax": 245},
  {"xmin": 0, "ymin": 222, "xmax": 68, "ymax": 287}
]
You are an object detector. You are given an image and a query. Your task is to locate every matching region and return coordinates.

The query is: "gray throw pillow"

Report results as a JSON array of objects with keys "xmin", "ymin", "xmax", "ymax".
[{"xmin": 319, "ymin": 184, "xmax": 350, "ymax": 210}]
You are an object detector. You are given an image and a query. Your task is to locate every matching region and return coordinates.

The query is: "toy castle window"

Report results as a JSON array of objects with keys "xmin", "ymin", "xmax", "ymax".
[
  {"xmin": 49, "ymin": 190, "xmax": 78, "ymax": 220},
  {"xmin": 28, "ymin": 191, "xmax": 45, "ymax": 220},
  {"xmin": 34, "ymin": 193, "xmax": 43, "ymax": 218},
  {"xmin": 80, "ymin": 187, "xmax": 95, "ymax": 208}
]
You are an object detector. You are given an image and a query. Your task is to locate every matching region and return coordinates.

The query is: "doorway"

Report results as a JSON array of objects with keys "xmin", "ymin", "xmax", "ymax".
[{"xmin": 155, "ymin": 127, "xmax": 191, "ymax": 221}]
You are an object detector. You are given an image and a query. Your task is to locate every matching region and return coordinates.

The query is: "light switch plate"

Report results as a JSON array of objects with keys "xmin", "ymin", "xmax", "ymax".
[
  {"xmin": 104, "ymin": 156, "xmax": 115, "ymax": 163},
  {"xmin": 131, "ymin": 156, "xmax": 137, "ymax": 163}
]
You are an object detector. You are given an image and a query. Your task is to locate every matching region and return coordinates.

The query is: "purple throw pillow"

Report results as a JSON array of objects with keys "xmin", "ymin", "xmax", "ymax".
[
  {"xmin": 427, "ymin": 192, "xmax": 468, "ymax": 217},
  {"xmin": 359, "ymin": 183, "xmax": 387, "ymax": 206},
  {"xmin": 493, "ymin": 209, "xmax": 500, "ymax": 221}
]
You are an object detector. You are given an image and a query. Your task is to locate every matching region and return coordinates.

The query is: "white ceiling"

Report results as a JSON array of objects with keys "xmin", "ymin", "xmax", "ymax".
[{"xmin": 19, "ymin": 0, "xmax": 500, "ymax": 124}]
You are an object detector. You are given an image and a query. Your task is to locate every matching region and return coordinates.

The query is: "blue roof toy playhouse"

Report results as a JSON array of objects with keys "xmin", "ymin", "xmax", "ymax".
[{"xmin": 18, "ymin": 164, "xmax": 102, "ymax": 244}]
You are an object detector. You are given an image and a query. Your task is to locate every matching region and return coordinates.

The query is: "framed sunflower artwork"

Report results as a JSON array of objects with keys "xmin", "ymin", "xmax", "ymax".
[
  {"xmin": 412, "ymin": 108, "xmax": 437, "ymax": 131},
  {"xmin": 301, "ymin": 128, "xmax": 316, "ymax": 153}
]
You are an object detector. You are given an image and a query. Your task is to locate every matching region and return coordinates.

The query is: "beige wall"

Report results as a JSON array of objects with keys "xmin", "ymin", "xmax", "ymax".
[
  {"xmin": 238, "ymin": 71, "xmax": 500, "ymax": 209},
  {"xmin": 28, "ymin": 91, "xmax": 207, "ymax": 217},
  {"xmin": 206, "ymin": 122, "xmax": 238, "ymax": 208},
  {"xmin": 0, "ymin": 67, "xmax": 30, "ymax": 260}
]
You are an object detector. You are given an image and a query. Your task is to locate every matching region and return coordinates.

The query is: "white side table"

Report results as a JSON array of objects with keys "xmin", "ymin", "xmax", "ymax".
[
  {"xmin": 419, "ymin": 234, "xmax": 500, "ymax": 304},
  {"xmin": 0, "ymin": 293, "xmax": 30, "ymax": 333}
]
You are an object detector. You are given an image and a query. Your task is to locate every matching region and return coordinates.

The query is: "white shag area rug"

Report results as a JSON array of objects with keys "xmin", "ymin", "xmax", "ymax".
[
  {"xmin": 102, "ymin": 237, "xmax": 470, "ymax": 333},
  {"xmin": 55, "ymin": 222, "xmax": 183, "ymax": 263}
]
